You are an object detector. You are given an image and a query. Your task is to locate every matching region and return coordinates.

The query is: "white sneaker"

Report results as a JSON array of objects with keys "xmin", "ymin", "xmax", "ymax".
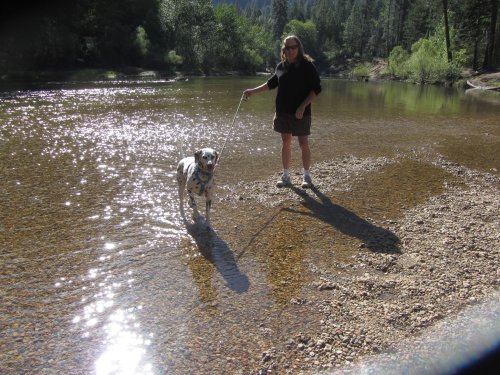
[
  {"xmin": 276, "ymin": 174, "xmax": 291, "ymax": 187},
  {"xmin": 301, "ymin": 175, "xmax": 313, "ymax": 189}
]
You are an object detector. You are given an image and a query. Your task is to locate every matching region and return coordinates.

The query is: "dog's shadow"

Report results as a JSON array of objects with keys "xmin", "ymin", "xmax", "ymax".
[
  {"xmin": 186, "ymin": 221, "xmax": 250, "ymax": 294},
  {"xmin": 287, "ymin": 186, "xmax": 401, "ymax": 254}
]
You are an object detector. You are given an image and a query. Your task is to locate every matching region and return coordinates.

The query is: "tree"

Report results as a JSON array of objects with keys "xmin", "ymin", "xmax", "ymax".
[
  {"xmin": 210, "ymin": 4, "xmax": 272, "ymax": 72},
  {"xmin": 483, "ymin": 0, "xmax": 499, "ymax": 70},
  {"xmin": 212, "ymin": 5, "xmax": 243, "ymax": 70},
  {"xmin": 0, "ymin": 0, "xmax": 495, "ymax": 77},
  {"xmin": 402, "ymin": 0, "xmax": 441, "ymax": 50},
  {"xmin": 282, "ymin": 19, "xmax": 319, "ymax": 59},
  {"xmin": 344, "ymin": 0, "xmax": 366, "ymax": 57},
  {"xmin": 453, "ymin": 0, "xmax": 497, "ymax": 71},
  {"xmin": 132, "ymin": 26, "xmax": 151, "ymax": 65},
  {"xmin": 312, "ymin": 0, "xmax": 343, "ymax": 47},
  {"xmin": 158, "ymin": 0, "xmax": 215, "ymax": 72},
  {"xmin": 272, "ymin": 0, "xmax": 288, "ymax": 41},
  {"xmin": 442, "ymin": 0, "xmax": 452, "ymax": 62},
  {"xmin": 289, "ymin": 0, "xmax": 306, "ymax": 21},
  {"xmin": 0, "ymin": 1, "xmax": 83, "ymax": 70}
]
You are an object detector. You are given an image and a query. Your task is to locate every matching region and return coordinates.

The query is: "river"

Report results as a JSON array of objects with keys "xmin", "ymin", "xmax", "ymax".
[{"xmin": 0, "ymin": 77, "xmax": 498, "ymax": 373}]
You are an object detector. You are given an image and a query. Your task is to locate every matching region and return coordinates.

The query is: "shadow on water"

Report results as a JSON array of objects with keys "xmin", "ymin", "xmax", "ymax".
[
  {"xmin": 286, "ymin": 186, "xmax": 401, "ymax": 254},
  {"xmin": 185, "ymin": 222, "xmax": 250, "ymax": 295}
]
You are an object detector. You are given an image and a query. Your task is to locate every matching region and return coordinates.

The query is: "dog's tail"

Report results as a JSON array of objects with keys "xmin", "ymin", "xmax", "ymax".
[{"xmin": 177, "ymin": 139, "xmax": 186, "ymax": 160}]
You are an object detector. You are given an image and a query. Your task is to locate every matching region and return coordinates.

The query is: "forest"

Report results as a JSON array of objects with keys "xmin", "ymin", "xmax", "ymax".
[{"xmin": 0, "ymin": 0, "xmax": 498, "ymax": 82}]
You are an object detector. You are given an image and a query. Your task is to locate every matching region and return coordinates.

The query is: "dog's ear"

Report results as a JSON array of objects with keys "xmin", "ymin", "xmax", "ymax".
[
  {"xmin": 195, "ymin": 149, "xmax": 202, "ymax": 162},
  {"xmin": 214, "ymin": 151, "xmax": 219, "ymax": 164}
]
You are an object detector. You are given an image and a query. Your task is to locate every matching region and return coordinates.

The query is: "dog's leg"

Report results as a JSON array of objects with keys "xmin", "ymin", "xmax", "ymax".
[
  {"xmin": 177, "ymin": 168, "xmax": 186, "ymax": 220},
  {"xmin": 205, "ymin": 198, "xmax": 212, "ymax": 225},
  {"xmin": 205, "ymin": 188, "xmax": 213, "ymax": 225},
  {"xmin": 188, "ymin": 189, "xmax": 200, "ymax": 221},
  {"xmin": 178, "ymin": 185, "xmax": 186, "ymax": 219}
]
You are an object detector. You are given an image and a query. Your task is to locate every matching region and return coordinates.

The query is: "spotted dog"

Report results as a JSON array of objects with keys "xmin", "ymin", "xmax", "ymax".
[{"xmin": 177, "ymin": 148, "xmax": 218, "ymax": 224}]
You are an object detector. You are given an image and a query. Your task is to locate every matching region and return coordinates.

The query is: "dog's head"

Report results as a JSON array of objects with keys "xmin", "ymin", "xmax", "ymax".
[{"xmin": 195, "ymin": 148, "xmax": 219, "ymax": 172}]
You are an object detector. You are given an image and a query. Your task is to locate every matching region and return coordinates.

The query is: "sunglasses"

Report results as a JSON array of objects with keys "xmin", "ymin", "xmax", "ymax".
[{"xmin": 284, "ymin": 45, "xmax": 299, "ymax": 51}]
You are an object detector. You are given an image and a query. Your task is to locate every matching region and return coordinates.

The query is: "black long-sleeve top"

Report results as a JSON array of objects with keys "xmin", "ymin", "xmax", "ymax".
[{"xmin": 266, "ymin": 59, "xmax": 322, "ymax": 117}]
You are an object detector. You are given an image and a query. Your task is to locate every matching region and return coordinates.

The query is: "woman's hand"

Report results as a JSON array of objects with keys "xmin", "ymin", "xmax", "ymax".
[
  {"xmin": 295, "ymin": 105, "xmax": 306, "ymax": 119},
  {"xmin": 296, "ymin": 91, "xmax": 317, "ymax": 119},
  {"xmin": 243, "ymin": 83, "xmax": 269, "ymax": 100},
  {"xmin": 243, "ymin": 89, "xmax": 253, "ymax": 100}
]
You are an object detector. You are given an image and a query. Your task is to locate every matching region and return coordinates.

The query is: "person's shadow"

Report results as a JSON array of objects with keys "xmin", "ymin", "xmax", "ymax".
[
  {"xmin": 186, "ymin": 221, "xmax": 250, "ymax": 294},
  {"xmin": 286, "ymin": 186, "xmax": 401, "ymax": 254}
]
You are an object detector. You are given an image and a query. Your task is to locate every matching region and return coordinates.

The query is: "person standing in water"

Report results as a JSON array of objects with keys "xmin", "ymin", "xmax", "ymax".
[{"xmin": 243, "ymin": 35, "xmax": 321, "ymax": 188}]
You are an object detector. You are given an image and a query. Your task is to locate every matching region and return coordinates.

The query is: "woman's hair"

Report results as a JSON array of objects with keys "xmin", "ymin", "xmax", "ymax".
[{"xmin": 280, "ymin": 35, "xmax": 314, "ymax": 63}]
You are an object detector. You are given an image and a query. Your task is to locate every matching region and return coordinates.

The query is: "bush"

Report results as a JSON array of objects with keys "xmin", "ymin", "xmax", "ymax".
[
  {"xmin": 387, "ymin": 19, "xmax": 466, "ymax": 84},
  {"xmin": 388, "ymin": 37, "xmax": 465, "ymax": 84},
  {"xmin": 387, "ymin": 46, "xmax": 409, "ymax": 78},
  {"xmin": 165, "ymin": 50, "xmax": 183, "ymax": 66},
  {"xmin": 406, "ymin": 38, "xmax": 443, "ymax": 83},
  {"xmin": 352, "ymin": 63, "xmax": 370, "ymax": 80}
]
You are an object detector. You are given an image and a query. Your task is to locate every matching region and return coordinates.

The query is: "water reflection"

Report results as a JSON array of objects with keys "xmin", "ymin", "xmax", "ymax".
[
  {"xmin": 94, "ymin": 308, "xmax": 152, "ymax": 375},
  {"xmin": 319, "ymin": 80, "xmax": 489, "ymax": 117}
]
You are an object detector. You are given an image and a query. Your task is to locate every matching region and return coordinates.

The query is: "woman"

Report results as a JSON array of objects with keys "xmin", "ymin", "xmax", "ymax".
[{"xmin": 243, "ymin": 35, "xmax": 321, "ymax": 188}]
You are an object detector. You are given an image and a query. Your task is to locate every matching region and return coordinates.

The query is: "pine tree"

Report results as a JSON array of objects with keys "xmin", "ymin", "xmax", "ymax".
[{"xmin": 272, "ymin": 0, "xmax": 288, "ymax": 41}]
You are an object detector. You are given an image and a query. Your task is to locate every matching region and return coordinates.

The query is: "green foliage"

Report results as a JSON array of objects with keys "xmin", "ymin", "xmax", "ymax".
[
  {"xmin": 388, "ymin": 20, "xmax": 466, "ymax": 84},
  {"xmin": 157, "ymin": 0, "xmax": 216, "ymax": 72},
  {"xmin": 134, "ymin": 26, "xmax": 150, "ymax": 58},
  {"xmin": 352, "ymin": 63, "xmax": 370, "ymax": 79},
  {"xmin": 165, "ymin": 50, "xmax": 183, "ymax": 66},
  {"xmin": 402, "ymin": 0, "xmax": 441, "ymax": 50},
  {"xmin": 0, "ymin": 0, "xmax": 496, "ymax": 79},
  {"xmin": 210, "ymin": 5, "xmax": 273, "ymax": 72},
  {"xmin": 282, "ymin": 19, "xmax": 319, "ymax": 58},
  {"xmin": 406, "ymin": 38, "xmax": 443, "ymax": 83},
  {"xmin": 387, "ymin": 46, "xmax": 409, "ymax": 78},
  {"xmin": 343, "ymin": 0, "xmax": 365, "ymax": 57},
  {"xmin": 243, "ymin": 24, "xmax": 273, "ymax": 70}
]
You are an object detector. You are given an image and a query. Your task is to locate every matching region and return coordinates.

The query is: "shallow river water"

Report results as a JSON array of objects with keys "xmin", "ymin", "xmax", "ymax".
[{"xmin": 0, "ymin": 77, "xmax": 498, "ymax": 374}]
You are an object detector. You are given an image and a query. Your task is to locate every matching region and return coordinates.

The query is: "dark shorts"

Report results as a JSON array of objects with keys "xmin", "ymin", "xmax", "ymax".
[{"xmin": 273, "ymin": 112, "xmax": 311, "ymax": 136}]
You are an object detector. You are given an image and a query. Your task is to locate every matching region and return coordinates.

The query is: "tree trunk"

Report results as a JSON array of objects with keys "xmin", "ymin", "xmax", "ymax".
[
  {"xmin": 474, "ymin": 39, "xmax": 479, "ymax": 71},
  {"xmin": 386, "ymin": 0, "xmax": 393, "ymax": 56},
  {"xmin": 442, "ymin": 0, "xmax": 452, "ymax": 62},
  {"xmin": 483, "ymin": 0, "xmax": 498, "ymax": 70}
]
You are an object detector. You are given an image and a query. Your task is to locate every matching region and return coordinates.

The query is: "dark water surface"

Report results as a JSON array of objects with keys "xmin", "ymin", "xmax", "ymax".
[{"xmin": 1, "ymin": 77, "xmax": 498, "ymax": 373}]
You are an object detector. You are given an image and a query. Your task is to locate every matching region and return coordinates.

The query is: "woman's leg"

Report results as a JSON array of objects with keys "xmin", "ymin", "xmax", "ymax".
[
  {"xmin": 298, "ymin": 135, "xmax": 311, "ymax": 171},
  {"xmin": 276, "ymin": 133, "xmax": 293, "ymax": 187},
  {"xmin": 281, "ymin": 133, "xmax": 292, "ymax": 170},
  {"xmin": 298, "ymin": 135, "xmax": 313, "ymax": 187}
]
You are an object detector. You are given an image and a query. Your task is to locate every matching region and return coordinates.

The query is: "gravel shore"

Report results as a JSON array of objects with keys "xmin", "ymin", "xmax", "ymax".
[{"xmin": 220, "ymin": 153, "xmax": 500, "ymax": 374}]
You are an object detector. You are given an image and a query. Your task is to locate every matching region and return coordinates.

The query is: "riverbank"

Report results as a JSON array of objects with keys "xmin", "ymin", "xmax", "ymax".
[
  {"xmin": 2, "ymin": 65, "xmax": 499, "ymax": 90},
  {"xmin": 330, "ymin": 59, "xmax": 500, "ymax": 90},
  {"xmin": 214, "ymin": 151, "xmax": 499, "ymax": 373}
]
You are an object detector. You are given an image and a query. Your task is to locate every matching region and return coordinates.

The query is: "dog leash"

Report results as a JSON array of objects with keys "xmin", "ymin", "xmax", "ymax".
[{"xmin": 215, "ymin": 93, "xmax": 246, "ymax": 170}]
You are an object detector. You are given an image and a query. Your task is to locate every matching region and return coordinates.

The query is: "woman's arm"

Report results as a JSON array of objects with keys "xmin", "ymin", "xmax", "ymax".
[
  {"xmin": 295, "ymin": 90, "xmax": 317, "ymax": 119},
  {"xmin": 243, "ymin": 82, "xmax": 270, "ymax": 99}
]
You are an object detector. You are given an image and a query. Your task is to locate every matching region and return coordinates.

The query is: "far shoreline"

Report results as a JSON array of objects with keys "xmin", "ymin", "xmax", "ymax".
[{"xmin": 1, "ymin": 64, "xmax": 499, "ymax": 91}]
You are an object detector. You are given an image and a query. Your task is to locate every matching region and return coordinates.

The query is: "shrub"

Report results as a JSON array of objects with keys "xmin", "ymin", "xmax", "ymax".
[
  {"xmin": 387, "ymin": 46, "xmax": 409, "ymax": 78},
  {"xmin": 165, "ymin": 50, "xmax": 183, "ymax": 66},
  {"xmin": 406, "ymin": 38, "xmax": 442, "ymax": 83},
  {"xmin": 352, "ymin": 63, "xmax": 370, "ymax": 80},
  {"xmin": 387, "ymin": 20, "xmax": 466, "ymax": 84}
]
